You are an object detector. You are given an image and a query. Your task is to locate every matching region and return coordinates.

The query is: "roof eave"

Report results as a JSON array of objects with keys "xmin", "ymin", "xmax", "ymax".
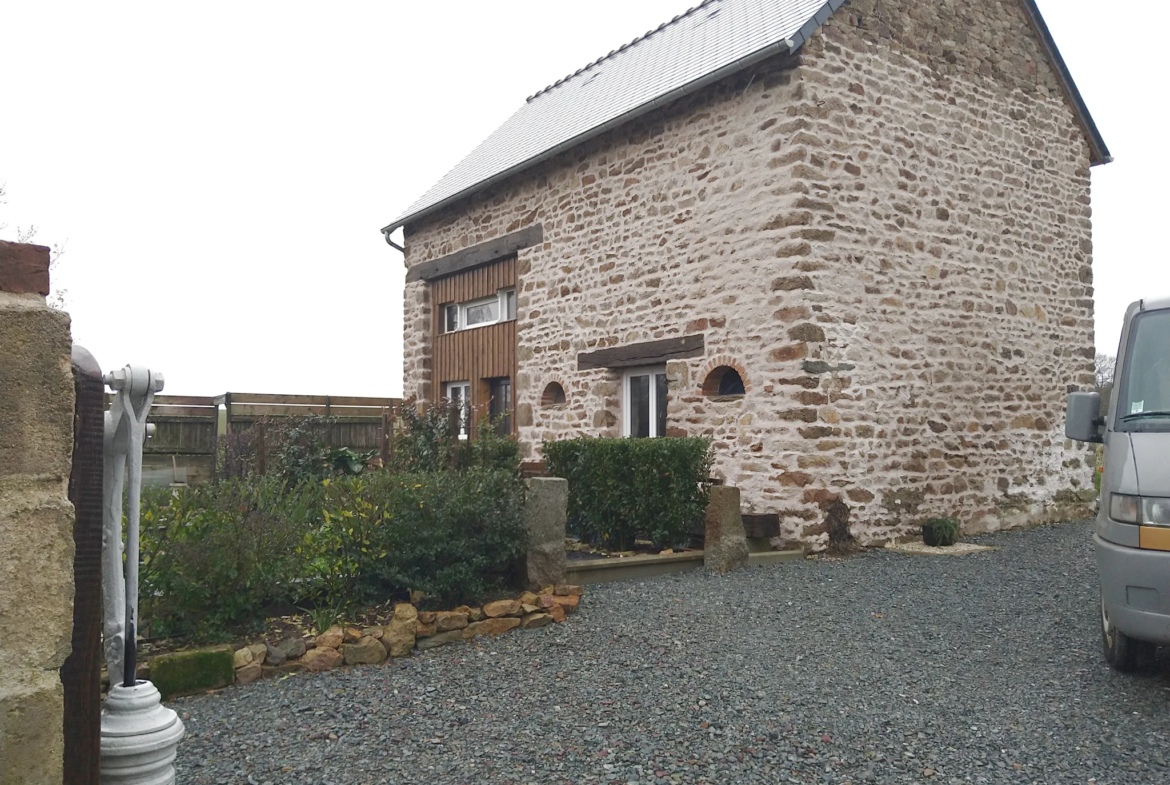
[
  {"xmin": 1019, "ymin": 0, "xmax": 1112, "ymax": 166},
  {"xmin": 381, "ymin": 0, "xmax": 849, "ymax": 236}
]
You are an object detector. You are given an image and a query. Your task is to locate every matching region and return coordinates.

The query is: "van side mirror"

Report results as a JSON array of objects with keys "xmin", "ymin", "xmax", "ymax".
[{"xmin": 1066, "ymin": 392, "xmax": 1103, "ymax": 443}]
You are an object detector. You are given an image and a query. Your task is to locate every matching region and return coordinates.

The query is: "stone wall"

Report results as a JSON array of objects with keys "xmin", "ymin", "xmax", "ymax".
[
  {"xmin": 0, "ymin": 241, "xmax": 77, "ymax": 784},
  {"xmin": 761, "ymin": 0, "xmax": 1098, "ymax": 543},
  {"xmin": 401, "ymin": 0, "xmax": 1097, "ymax": 547}
]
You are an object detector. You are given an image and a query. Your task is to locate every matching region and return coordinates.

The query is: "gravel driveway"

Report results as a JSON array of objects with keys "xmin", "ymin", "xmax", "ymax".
[{"xmin": 173, "ymin": 520, "xmax": 1170, "ymax": 784}]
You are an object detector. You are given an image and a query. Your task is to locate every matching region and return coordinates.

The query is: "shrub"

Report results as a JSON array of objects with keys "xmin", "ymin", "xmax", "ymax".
[
  {"xmin": 139, "ymin": 477, "xmax": 313, "ymax": 641},
  {"xmin": 356, "ymin": 469, "xmax": 526, "ymax": 606},
  {"xmin": 388, "ymin": 400, "xmax": 519, "ymax": 474},
  {"xmin": 217, "ymin": 415, "xmax": 377, "ymax": 486},
  {"xmin": 140, "ymin": 470, "xmax": 525, "ymax": 641},
  {"xmin": 921, "ymin": 517, "xmax": 960, "ymax": 547},
  {"xmin": 543, "ymin": 436, "xmax": 713, "ymax": 551}
]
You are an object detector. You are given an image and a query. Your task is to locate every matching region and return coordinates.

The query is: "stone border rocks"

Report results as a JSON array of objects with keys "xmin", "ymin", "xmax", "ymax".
[{"xmin": 137, "ymin": 586, "xmax": 586, "ymax": 700}]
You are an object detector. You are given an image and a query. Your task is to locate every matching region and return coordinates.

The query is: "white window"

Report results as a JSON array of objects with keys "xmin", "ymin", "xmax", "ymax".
[
  {"xmin": 444, "ymin": 381, "xmax": 471, "ymax": 439},
  {"xmin": 503, "ymin": 288, "xmax": 517, "ymax": 320},
  {"xmin": 442, "ymin": 288, "xmax": 516, "ymax": 333},
  {"xmin": 464, "ymin": 295, "xmax": 499, "ymax": 327},
  {"xmin": 623, "ymin": 366, "xmax": 668, "ymax": 438}
]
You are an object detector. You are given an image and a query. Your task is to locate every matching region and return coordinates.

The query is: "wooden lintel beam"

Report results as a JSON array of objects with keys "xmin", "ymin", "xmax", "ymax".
[
  {"xmin": 577, "ymin": 334, "xmax": 705, "ymax": 371},
  {"xmin": 405, "ymin": 224, "xmax": 543, "ymax": 283}
]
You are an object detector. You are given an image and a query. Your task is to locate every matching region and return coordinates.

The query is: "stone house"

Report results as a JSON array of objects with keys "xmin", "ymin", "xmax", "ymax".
[{"xmin": 385, "ymin": 0, "xmax": 1108, "ymax": 547}]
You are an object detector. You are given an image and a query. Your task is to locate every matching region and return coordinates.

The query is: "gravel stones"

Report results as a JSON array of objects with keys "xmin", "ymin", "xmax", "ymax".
[{"xmin": 175, "ymin": 521, "xmax": 1170, "ymax": 785}]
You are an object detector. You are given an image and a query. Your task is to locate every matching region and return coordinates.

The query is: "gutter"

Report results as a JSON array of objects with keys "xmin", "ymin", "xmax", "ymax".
[{"xmin": 380, "ymin": 0, "xmax": 846, "ymax": 237}]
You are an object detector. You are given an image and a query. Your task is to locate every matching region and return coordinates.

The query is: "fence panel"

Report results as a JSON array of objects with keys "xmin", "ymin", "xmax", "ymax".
[{"xmin": 132, "ymin": 392, "xmax": 401, "ymax": 485}]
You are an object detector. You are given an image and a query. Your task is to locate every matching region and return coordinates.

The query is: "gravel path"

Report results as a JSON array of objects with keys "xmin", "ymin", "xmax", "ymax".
[{"xmin": 173, "ymin": 521, "xmax": 1170, "ymax": 784}]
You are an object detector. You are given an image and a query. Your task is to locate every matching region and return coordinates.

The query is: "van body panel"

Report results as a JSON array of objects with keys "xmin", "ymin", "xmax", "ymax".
[
  {"xmin": 1101, "ymin": 432, "xmax": 1140, "ymax": 502},
  {"xmin": 1130, "ymin": 434, "xmax": 1170, "ymax": 495},
  {"xmin": 1096, "ymin": 516, "xmax": 1140, "ymax": 548},
  {"xmin": 1095, "ymin": 534, "xmax": 1170, "ymax": 645}
]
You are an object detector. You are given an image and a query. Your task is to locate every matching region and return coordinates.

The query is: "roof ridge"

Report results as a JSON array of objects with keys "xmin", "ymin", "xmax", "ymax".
[{"xmin": 526, "ymin": 0, "xmax": 721, "ymax": 103}]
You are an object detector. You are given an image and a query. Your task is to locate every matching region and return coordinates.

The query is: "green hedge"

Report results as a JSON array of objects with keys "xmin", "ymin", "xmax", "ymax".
[{"xmin": 543, "ymin": 436, "xmax": 712, "ymax": 551}]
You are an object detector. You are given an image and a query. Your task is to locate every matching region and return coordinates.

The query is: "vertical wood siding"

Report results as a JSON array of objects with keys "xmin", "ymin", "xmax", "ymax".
[{"xmin": 431, "ymin": 257, "xmax": 518, "ymax": 432}]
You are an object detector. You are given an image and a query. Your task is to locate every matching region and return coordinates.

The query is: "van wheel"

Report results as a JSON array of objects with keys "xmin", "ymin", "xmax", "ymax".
[{"xmin": 1102, "ymin": 597, "xmax": 1156, "ymax": 672}]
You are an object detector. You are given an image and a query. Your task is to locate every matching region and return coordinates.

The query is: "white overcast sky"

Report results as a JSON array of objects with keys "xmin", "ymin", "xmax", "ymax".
[{"xmin": 0, "ymin": 1, "xmax": 1162, "ymax": 397}]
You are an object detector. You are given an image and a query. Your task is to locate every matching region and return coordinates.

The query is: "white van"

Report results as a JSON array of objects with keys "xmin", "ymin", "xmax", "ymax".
[{"xmin": 1067, "ymin": 297, "xmax": 1170, "ymax": 671}]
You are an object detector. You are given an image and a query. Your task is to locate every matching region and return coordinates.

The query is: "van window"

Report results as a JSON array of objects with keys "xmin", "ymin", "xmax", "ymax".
[{"xmin": 1117, "ymin": 309, "xmax": 1170, "ymax": 431}]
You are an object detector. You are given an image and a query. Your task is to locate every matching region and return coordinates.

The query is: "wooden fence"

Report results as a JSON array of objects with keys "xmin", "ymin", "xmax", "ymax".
[{"xmin": 124, "ymin": 393, "xmax": 402, "ymax": 485}]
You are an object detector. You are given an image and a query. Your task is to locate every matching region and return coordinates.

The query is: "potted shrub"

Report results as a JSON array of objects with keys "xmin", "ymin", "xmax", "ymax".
[{"xmin": 921, "ymin": 517, "xmax": 960, "ymax": 547}]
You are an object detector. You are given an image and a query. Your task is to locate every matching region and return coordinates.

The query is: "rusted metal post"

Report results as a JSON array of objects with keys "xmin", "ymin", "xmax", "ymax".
[{"xmin": 62, "ymin": 344, "xmax": 105, "ymax": 785}]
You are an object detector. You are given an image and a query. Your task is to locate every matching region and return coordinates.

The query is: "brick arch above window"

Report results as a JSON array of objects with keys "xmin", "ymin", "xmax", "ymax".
[
  {"xmin": 699, "ymin": 356, "xmax": 750, "ymax": 398},
  {"xmin": 541, "ymin": 380, "xmax": 568, "ymax": 407}
]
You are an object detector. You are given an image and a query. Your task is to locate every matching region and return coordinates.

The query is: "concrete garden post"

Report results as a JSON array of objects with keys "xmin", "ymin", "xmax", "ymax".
[
  {"xmin": 704, "ymin": 485, "xmax": 749, "ymax": 573},
  {"xmin": 523, "ymin": 477, "xmax": 568, "ymax": 590}
]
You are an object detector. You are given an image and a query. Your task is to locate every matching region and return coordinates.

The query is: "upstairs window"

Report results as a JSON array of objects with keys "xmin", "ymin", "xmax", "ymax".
[{"xmin": 442, "ymin": 288, "xmax": 516, "ymax": 333}]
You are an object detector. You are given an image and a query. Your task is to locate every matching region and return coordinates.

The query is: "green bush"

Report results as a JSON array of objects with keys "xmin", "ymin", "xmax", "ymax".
[
  {"xmin": 387, "ymin": 400, "xmax": 519, "ymax": 474},
  {"xmin": 217, "ymin": 415, "xmax": 376, "ymax": 486},
  {"xmin": 139, "ymin": 477, "xmax": 311, "ymax": 641},
  {"xmin": 139, "ymin": 408, "xmax": 526, "ymax": 642},
  {"xmin": 921, "ymin": 517, "xmax": 961, "ymax": 547},
  {"xmin": 543, "ymin": 436, "xmax": 713, "ymax": 551}
]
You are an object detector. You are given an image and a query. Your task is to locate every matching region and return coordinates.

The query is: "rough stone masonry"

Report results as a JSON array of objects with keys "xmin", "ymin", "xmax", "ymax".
[
  {"xmin": 0, "ymin": 240, "xmax": 77, "ymax": 784},
  {"xmin": 401, "ymin": 0, "xmax": 1099, "ymax": 549}
]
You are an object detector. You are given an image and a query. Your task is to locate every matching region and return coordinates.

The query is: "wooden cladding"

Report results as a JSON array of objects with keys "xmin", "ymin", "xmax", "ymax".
[
  {"xmin": 577, "ymin": 334, "xmax": 705, "ymax": 370},
  {"xmin": 406, "ymin": 225, "xmax": 542, "ymax": 283},
  {"xmin": 434, "ymin": 321, "xmax": 517, "ymax": 387},
  {"xmin": 430, "ymin": 255, "xmax": 516, "ymax": 305},
  {"xmin": 432, "ymin": 256, "xmax": 518, "ymax": 433}
]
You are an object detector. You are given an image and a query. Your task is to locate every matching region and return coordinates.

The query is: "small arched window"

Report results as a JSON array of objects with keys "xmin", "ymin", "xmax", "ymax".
[
  {"xmin": 702, "ymin": 366, "xmax": 746, "ymax": 398},
  {"xmin": 541, "ymin": 382, "xmax": 567, "ymax": 406}
]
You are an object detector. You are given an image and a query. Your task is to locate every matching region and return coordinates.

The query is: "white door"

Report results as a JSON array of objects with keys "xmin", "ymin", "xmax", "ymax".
[{"xmin": 444, "ymin": 381, "xmax": 471, "ymax": 439}]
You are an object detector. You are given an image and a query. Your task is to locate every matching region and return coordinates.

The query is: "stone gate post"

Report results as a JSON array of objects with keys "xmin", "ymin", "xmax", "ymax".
[{"xmin": 0, "ymin": 240, "xmax": 77, "ymax": 784}]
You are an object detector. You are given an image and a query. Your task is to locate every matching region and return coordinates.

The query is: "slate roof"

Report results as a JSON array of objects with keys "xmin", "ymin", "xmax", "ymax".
[{"xmin": 384, "ymin": 0, "xmax": 1108, "ymax": 235}]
